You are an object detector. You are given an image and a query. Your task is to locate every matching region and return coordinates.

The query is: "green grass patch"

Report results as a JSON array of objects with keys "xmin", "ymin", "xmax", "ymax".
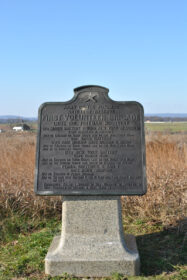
[
  {"xmin": 0, "ymin": 215, "xmax": 186, "ymax": 279},
  {"xmin": 0, "ymin": 214, "xmax": 60, "ymax": 245},
  {"xmin": 145, "ymin": 122, "xmax": 187, "ymax": 133},
  {"xmin": 0, "ymin": 217, "xmax": 61, "ymax": 279}
]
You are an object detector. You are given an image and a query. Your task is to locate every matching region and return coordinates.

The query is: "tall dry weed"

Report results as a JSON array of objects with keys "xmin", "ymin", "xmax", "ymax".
[
  {"xmin": 0, "ymin": 132, "xmax": 186, "ymax": 226},
  {"xmin": 123, "ymin": 134, "xmax": 187, "ymax": 227},
  {"xmin": 0, "ymin": 133, "xmax": 61, "ymax": 218}
]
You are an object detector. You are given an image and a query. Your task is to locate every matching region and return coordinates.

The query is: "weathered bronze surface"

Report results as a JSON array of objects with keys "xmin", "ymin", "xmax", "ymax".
[{"xmin": 35, "ymin": 85, "xmax": 146, "ymax": 195}]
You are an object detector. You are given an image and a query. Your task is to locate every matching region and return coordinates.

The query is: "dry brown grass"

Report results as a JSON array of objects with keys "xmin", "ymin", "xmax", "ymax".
[
  {"xmin": 123, "ymin": 133, "xmax": 187, "ymax": 227},
  {"xmin": 0, "ymin": 132, "xmax": 186, "ymax": 226},
  {"xmin": 0, "ymin": 133, "xmax": 61, "ymax": 218}
]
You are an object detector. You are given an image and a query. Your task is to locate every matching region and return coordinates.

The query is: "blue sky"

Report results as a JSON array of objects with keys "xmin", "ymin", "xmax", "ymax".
[{"xmin": 0, "ymin": 0, "xmax": 186, "ymax": 116}]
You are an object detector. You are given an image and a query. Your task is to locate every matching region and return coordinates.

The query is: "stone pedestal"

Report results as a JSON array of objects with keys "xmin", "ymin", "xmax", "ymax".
[{"xmin": 45, "ymin": 196, "xmax": 140, "ymax": 277}]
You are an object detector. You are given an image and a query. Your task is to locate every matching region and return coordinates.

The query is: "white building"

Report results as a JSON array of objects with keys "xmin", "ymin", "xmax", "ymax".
[
  {"xmin": 13, "ymin": 126, "xmax": 24, "ymax": 132},
  {"xmin": 12, "ymin": 124, "xmax": 31, "ymax": 132}
]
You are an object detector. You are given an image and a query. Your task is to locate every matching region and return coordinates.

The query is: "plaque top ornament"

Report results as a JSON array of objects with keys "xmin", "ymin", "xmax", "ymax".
[
  {"xmin": 74, "ymin": 85, "xmax": 109, "ymax": 94},
  {"xmin": 35, "ymin": 85, "xmax": 147, "ymax": 196}
]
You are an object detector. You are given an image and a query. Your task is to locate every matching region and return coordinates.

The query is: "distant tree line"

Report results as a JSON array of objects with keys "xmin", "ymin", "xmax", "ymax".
[
  {"xmin": 144, "ymin": 116, "xmax": 187, "ymax": 122},
  {"xmin": 0, "ymin": 117, "xmax": 187, "ymax": 124},
  {"xmin": 0, "ymin": 119, "xmax": 36, "ymax": 124}
]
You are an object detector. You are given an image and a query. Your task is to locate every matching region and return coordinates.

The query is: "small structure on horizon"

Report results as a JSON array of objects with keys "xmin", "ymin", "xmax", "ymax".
[
  {"xmin": 13, "ymin": 126, "xmax": 23, "ymax": 132},
  {"xmin": 13, "ymin": 124, "xmax": 30, "ymax": 132}
]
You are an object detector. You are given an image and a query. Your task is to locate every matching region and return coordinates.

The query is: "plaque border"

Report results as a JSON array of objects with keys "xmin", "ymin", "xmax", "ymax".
[{"xmin": 34, "ymin": 87, "xmax": 147, "ymax": 196}]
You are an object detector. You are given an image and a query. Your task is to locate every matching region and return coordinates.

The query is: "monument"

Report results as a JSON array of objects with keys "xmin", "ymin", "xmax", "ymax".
[{"xmin": 34, "ymin": 85, "xmax": 147, "ymax": 276}]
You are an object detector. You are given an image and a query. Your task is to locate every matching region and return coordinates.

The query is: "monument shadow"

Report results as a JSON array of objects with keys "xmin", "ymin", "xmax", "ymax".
[{"xmin": 136, "ymin": 221, "xmax": 186, "ymax": 276}]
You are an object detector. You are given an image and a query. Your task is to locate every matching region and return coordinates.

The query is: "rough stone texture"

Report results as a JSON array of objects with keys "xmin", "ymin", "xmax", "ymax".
[{"xmin": 45, "ymin": 196, "xmax": 140, "ymax": 277}]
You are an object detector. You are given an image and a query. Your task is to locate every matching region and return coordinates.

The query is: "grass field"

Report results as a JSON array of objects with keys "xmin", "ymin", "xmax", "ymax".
[
  {"xmin": 1, "ymin": 121, "xmax": 187, "ymax": 134},
  {"xmin": 0, "ymin": 126, "xmax": 186, "ymax": 279},
  {"xmin": 145, "ymin": 122, "xmax": 187, "ymax": 133}
]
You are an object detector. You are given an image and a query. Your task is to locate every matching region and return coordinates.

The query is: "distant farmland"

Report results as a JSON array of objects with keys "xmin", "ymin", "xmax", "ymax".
[
  {"xmin": 1, "ymin": 121, "xmax": 187, "ymax": 134},
  {"xmin": 145, "ymin": 122, "xmax": 187, "ymax": 133}
]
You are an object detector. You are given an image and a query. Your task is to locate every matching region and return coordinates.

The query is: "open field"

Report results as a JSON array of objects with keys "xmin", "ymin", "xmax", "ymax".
[
  {"xmin": 1, "ymin": 121, "xmax": 187, "ymax": 134},
  {"xmin": 145, "ymin": 122, "xmax": 187, "ymax": 133},
  {"xmin": 0, "ymin": 130, "xmax": 186, "ymax": 279}
]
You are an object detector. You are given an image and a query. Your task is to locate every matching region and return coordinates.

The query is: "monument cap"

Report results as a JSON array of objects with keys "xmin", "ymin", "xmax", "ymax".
[{"xmin": 74, "ymin": 85, "xmax": 109, "ymax": 95}]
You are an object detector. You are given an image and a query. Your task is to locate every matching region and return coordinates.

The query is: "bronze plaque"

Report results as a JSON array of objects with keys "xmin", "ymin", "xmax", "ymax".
[{"xmin": 35, "ymin": 85, "xmax": 146, "ymax": 195}]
